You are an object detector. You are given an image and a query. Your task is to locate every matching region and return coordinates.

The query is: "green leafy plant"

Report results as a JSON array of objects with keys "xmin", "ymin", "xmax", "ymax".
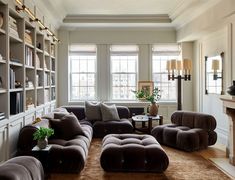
[
  {"xmin": 33, "ymin": 127, "xmax": 54, "ymax": 140},
  {"xmin": 132, "ymin": 87, "xmax": 161, "ymax": 104}
]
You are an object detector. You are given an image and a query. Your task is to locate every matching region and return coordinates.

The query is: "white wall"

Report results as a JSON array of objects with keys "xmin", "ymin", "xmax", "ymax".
[
  {"xmin": 177, "ymin": 0, "xmax": 235, "ymax": 145},
  {"xmin": 58, "ymin": 28, "xmax": 195, "ymax": 122}
]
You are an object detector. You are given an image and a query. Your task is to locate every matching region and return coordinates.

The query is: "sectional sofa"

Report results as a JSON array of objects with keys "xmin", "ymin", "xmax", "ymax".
[{"xmin": 17, "ymin": 106, "xmax": 133, "ymax": 173}]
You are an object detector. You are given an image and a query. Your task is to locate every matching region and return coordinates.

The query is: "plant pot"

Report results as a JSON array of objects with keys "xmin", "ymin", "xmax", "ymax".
[
  {"xmin": 149, "ymin": 102, "xmax": 159, "ymax": 116},
  {"xmin": 227, "ymin": 80, "xmax": 235, "ymax": 96},
  {"xmin": 37, "ymin": 138, "xmax": 48, "ymax": 149}
]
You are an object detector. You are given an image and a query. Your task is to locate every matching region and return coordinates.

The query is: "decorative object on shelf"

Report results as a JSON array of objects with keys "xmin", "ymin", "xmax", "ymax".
[
  {"xmin": 26, "ymin": 97, "xmax": 34, "ymax": 110},
  {"xmin": 167, "ymin": 58, "xmax": 192, "ymax": 110},
  {"xmin": 15, "ymin": 0, "xmax": 60, "ymax": 42},
  {"xmin": 33, "ymin": 127, "xmax": 54, "ymax": 149},
  {"xmin": 227, "ymin": 80, "xmax": 235, "ymax": 96},
  {"xmin": 132, "ymin": 81, "xmax": 161, "ymax": 116},
  {"xmin": 15, "ymin": 81, "xmax": 22, "ymax": 88},
  {"xmin": 0, "ymin": 12, "xmax": 3, "ymax": 28},
  {"xmin": 36, "ymin": 41, "xmax": 41, "ymax": 49}
]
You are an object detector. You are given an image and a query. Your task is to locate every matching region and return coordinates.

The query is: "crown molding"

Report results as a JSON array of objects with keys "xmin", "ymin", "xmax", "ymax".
[{"xmin": 63, "ymin": 14, "xmax": 172, "ymax": 24}]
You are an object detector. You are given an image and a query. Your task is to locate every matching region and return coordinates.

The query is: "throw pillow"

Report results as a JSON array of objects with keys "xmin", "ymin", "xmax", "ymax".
[
  {"xmin": 85, "ymin": 101, "xmax": 102, "ymax": 121},
  {"xmin": 100, "ymin": 103, "xmax": 120, "ymax": 121},
  {"xmin": 50, "ymin": 112, "xmax": 84, "ymax": 140},
  {"xmin": 53, "ymin": 111, "xmax": 70, "ymax": 119}
]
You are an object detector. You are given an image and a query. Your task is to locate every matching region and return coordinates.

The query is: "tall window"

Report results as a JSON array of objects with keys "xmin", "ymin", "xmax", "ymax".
[
  {"xmin": 110, "ymin": 45, "xmax": 138, "ymax": 100},
  {"xmin": 152, "ymin": 44, "xmax": 180, "ymax": 101},
  {"xmin": 69, "ymin": 45, "xmax": 97, "ymax": 101}
]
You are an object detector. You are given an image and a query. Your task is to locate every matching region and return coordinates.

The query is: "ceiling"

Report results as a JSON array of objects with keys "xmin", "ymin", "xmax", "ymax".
[{"xmin": 42, "ymin": 0, "xmax": 221, "ymax": 29}]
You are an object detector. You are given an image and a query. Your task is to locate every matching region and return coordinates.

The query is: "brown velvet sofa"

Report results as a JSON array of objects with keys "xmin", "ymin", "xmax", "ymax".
[
  {"xmin": 151, "ymin": 111, "xmax": 217, "ymax": 152},
  {"xmin": 0, "ymin": 156, "xmax": 44, "ymax": 180},
  {"xmin": 17, "ymin": 108, "xmax": 93, "ymax": 173},
  {"xmin": 63, "ymin": 106, "xmax": 133, "ymax": 138}
]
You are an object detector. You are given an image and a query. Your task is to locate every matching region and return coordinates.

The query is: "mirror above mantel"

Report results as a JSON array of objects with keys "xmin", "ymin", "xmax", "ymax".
[{"xmin": 205, "ymin": 52, "xmax": 224, "ymax": 95}]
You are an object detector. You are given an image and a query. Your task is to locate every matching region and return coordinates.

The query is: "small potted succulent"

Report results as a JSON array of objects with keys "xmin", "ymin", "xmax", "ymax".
[{"xmin": 33, "ymin": 127, "xmax": 54, "ymax": 149}]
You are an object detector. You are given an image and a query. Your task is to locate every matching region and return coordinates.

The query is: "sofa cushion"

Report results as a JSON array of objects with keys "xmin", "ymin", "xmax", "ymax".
[
  {"xmin": 50, "ymin": 113, "xmax": 85, "ymax": 140},
  {"xmin": 100, "ymin": 103, "xmax": 120, "ymax": 121},
  {"xmin": 85, "ymin": 101, "xmax": 102, "ymax": 121}
]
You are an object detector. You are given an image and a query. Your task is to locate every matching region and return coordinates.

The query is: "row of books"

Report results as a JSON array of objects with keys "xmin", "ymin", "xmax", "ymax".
[
  {"xmin": 25, "ymin": 47, "xmax": 33, "ymax": 66},
  {"xmin": 44, "ymin": 73, "xmax": 50, "ymax": 86},
  {"xmin": 10, "ymin": 92, "xmax": 23, "ymax": 115}
]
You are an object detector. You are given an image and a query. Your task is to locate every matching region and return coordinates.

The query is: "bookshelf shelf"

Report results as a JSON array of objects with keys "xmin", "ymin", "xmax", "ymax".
[
  {"xmin": 9, "ymin": 61, "xmax": 23, "ymax": 67},
  {"xmin": 9, "ymin": 88, "xmax": 23, "ymax": 92},
  {"xmin": 0, "ymin": 0, "xmax": 57, "ymax": 163},
  {"xmin": 0, "ymin": 89, "xmax": 7, "ymax": 93},
  {"xmin": 0, "ymin": 59, "xmax": 6, "ymax": 64},
  {"xmin": 0, "ymin": 28, "xmax": 5, "ymax": 34},
  {"xmin": 25, "ymin": 87, "xmax": 34, "ymax": 91},
  {"xmin": 36, "ymin": 48, "xmax": 43, "ymax": 53},
  {"xmin": 9, "ymin": 35, "xmax": 23, "ymax": 43}
]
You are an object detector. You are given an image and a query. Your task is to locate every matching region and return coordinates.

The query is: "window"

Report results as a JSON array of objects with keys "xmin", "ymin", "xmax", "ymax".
[
  {"xmin": 152, "ymin": 44, "xmax": 180, "ymax": 101},
  {"xmin": 69, "ymin": 45, "xmax": 97, "ymax": 101},
  {"xmin": 110, "ymin": 45, "xmax": 138, "ymax": 100}
]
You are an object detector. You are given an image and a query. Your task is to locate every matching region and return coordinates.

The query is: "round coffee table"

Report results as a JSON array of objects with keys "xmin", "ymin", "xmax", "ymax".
[{"xmin": 132, "ymin": 114, "xmax": 163, "ymax": 134}]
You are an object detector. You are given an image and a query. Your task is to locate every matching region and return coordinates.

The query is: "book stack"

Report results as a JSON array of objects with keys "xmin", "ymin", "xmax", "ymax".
[
  {"xmin": 9, "ymin": 16, "xmax": 19, "ymax": 38},
  {"xmin": 0, "ymin": 112, "xmax": 5, "ymax": 121},
  {"xmin": 25, "ymin": 47, "xmax": 33, "ymax": 66},
  {"xmin": 25, "ymin": 29, "xmax": 32, "ymax": 45},
  {"xmin": 9, "ymin": 68, "xmax": 15, "ymax": 89}
]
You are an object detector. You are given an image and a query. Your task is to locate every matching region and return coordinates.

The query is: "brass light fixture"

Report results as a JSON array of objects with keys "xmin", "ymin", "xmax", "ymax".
[
  {"xmin": 166, "ymin": 59, "xmax": 192, "ymax": 110},
  {"xmin": 211, "ymin": 59, "xmax": 221, "ymax": 80},
  {"xmin": 15, "ymin": 0, "xmax": 60, "ymax": 42}
]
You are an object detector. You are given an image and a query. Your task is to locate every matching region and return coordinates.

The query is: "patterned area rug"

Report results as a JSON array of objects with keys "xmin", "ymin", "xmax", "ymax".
[{"xmin": 50, "ymin": 139, "xmax": 231, "ymax": 180}]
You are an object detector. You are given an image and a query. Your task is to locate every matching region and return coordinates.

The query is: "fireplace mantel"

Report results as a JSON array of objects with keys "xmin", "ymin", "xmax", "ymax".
[{"xmin": 220, "ymin": 95, "xmax": 235, "ymax": 165}]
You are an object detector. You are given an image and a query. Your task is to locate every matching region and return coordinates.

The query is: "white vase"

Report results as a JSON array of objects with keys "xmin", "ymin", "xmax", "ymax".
[{"xmin": 37, "ymin": 138, "xmax": 48, "ymax": 149}]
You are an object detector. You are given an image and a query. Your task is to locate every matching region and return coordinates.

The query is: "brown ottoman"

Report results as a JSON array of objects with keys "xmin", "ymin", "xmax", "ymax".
[{"xmin": 100, "ymin": 134, "xmax": 169, "ymax": 172}]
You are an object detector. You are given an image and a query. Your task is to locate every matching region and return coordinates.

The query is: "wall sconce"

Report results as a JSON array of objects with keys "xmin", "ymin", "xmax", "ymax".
[
  {"xmin": 211, "ymin": 59, "xmax": 221, "ymax": 80},
  {"xmin": 15, "ymin": 0, "xmax": 60, "ymax": 42},
  {"xmin": 167, "ymin": 59, "xmax": 192, "ymax": 110}
]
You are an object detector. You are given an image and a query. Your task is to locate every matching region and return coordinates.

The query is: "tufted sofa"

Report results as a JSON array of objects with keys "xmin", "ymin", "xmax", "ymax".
[
  {"xmin": 63, "ymin": 106, "xmax": 133, "ymax": 138},
  {"xmin": 17, "ymin": 109, "xmax": 93, "ymax": 173},
  {"xmin": 100, "ymin": 134, "xmax": 169, "ymax": 172},
  {"xmin": 151, "ymin": 111, "xmax": 217, "ymax": 152},
  {"xmin": 0, "ymin": 156, "xmax": 44, "ymax": 180}
]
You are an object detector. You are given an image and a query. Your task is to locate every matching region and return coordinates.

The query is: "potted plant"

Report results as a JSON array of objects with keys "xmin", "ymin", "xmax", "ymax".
[
  {"xmin": 132, "ymin": 87, "xmax": 161, "ymax": 116},
  {"xmin": 33, "ymin": 127, "xmax": 54, "ymax": 149}
]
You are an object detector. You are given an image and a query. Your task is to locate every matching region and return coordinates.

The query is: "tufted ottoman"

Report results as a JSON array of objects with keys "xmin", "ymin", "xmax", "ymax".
[{"xmin": 100, "ymin": 134, "xmax": 169, "ymax": 172}]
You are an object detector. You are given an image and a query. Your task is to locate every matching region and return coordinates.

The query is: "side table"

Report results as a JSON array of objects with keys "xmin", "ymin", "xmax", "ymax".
[
  {"xmin": 32, "ymin": 145, "xmax": 51, "ymax": 174},
  {"xmin": 132, "ymin": 115, "xmax": 163, "ymax": 134}
]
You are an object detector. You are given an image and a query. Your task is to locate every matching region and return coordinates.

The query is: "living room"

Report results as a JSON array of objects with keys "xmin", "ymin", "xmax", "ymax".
[{"xmin": 0, "ymin": 0, "xmax": 235, "ymax": 179}]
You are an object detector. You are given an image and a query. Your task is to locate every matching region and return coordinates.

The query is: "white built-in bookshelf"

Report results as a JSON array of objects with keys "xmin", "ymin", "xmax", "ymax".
[{"xmin": 0, "ymin": 0, "xmax": 57, "ymax": 161}]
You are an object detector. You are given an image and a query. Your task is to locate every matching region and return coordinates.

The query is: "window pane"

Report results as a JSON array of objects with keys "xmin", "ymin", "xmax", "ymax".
[
  {"xmin": 152, "ymin": 53, "xmax": 178, "ymax": 101},
  {"xmin": 72, "ymin": 74, "xmax": 79, "ymax": 86},
  {"xmin": 71, "ymin": 59, "xmax": 80, "ymax": 72},
  {"xmin": 69, "ymin": 46, "xmax": 97, "ymax": 101},
  {"xmin": 111, "ymin": 48, "xmax": 138, "ymax": 100}
]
